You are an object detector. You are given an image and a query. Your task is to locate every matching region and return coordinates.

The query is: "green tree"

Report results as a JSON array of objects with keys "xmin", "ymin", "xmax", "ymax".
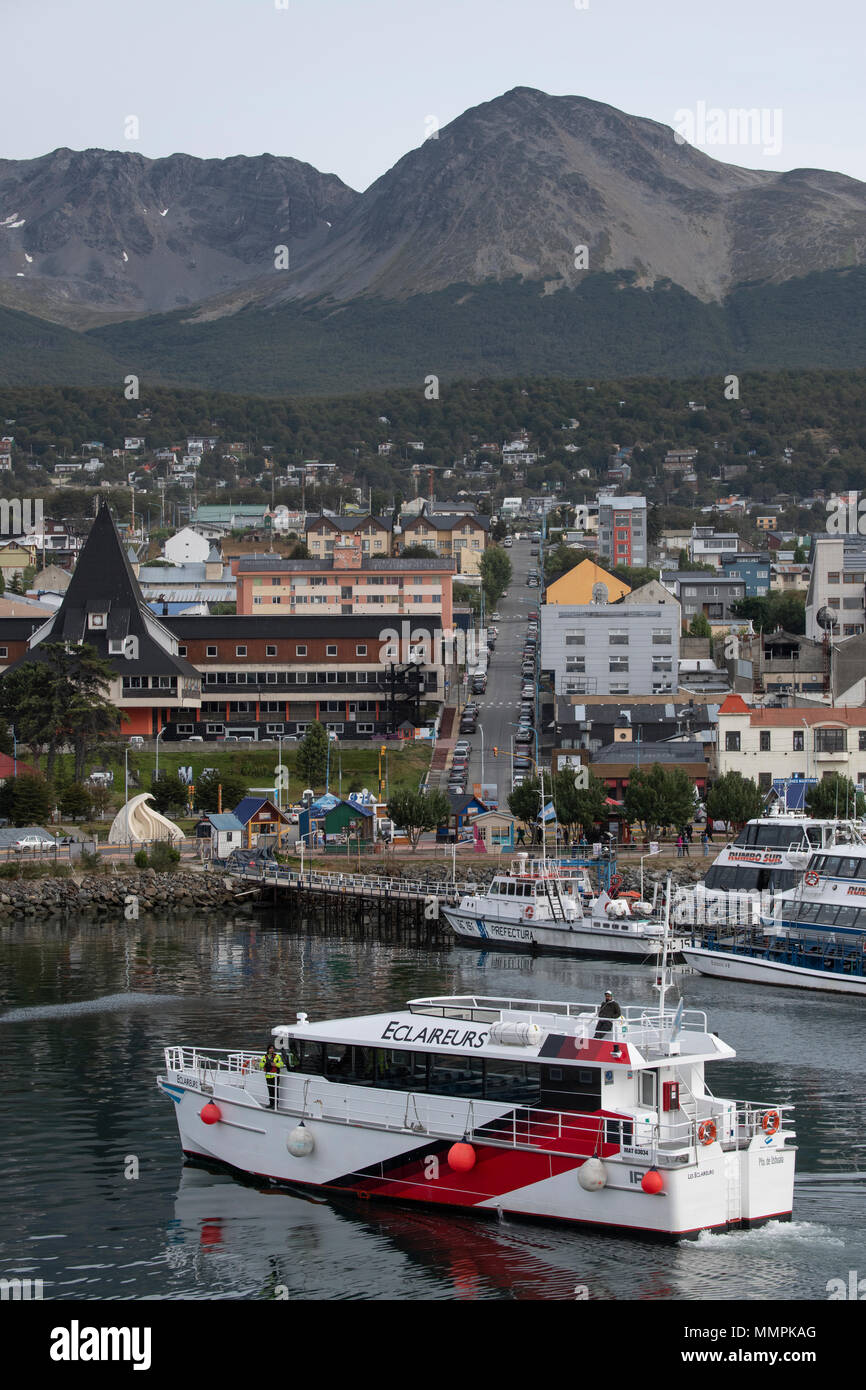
[
  {"xmin": 688, "ymin": 613, "xmax": 713, "ymax": 638},
  {"xmin": 61, "ymin": 783, "xmax": 92, "ymax": 821},
  {"xmin": 478, "ymin": 546, "xmax": 512, "ymax": 608},
  {"xmin": 508, "ymin": 777, "xmax": 542, "ymax": 828},
  {"xmin": 805, "ymin": 774, "xmax": 865, "ymax": 819},
  {"xmin": 195, "ymin": 770, "xmax": 250, "ymax": 813},
  {"xmin": 297, "ymin": 721, "xmax": 329, "ymax": 787},
  {"xmin": 706, "ymin": 772, "xmax": 766, "ymax": 829},
  {"xmin": 0, "ymin": 774, "xmax": 54, "ymax": 827},
  {"xmin": 0, "ymin": 644, "xmax": 123, "ymax": 780},
  {"xmin": 623, "ymin": 764, "xmax": 695, "ymax": 834},
  {"xmin": 386, "ymin": 787, "xmax": 451, "ymax": 851},
  {"xmin": 148, "ymin": 772, "xmax": 188, "ymax": 815},
  {"xmin": 550, "ymin": 768, "xmax": 607, "ymax": 833}
]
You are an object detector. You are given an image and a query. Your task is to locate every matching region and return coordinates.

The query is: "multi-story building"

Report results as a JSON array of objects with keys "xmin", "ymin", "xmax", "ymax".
[
  {"xmin": 305, "ymin": 514, "xmax": 393, "ymax": 558},
  {"xmin": 717, "ymin": 695, "xmax": 866, "ymax": 791},
  {"xmin": 805, "ymin": 535, "xmax": 866, "ymax": 640},
  {"xmin": 689, "ymin": 527, "xmax": 740, "ymax": 569},
  {"xmin": 235, "ymin": 539, "xmax": 453, "ymax": 627},
  {"xmin": 545, "ymin": 559, "xmax": 630, "ymax": 607},
  {"xmin": 398, "ymin": 510, "xmax": 489, "ymax": 575},
  {"xmin": 163, "ymin": 614, "xmax": 443, "ymax": 740},
  {"xmin": 661, "ymin": 571, "xmax": 745, "ymax": 624},
  {"xmin": 540, "ymin": 599, "xmax": 680, "ymax": 697},
  {"xmin": 6, "ymin": 504, "xmax": 202, "ymax": 736},
  {"xmin": 719, "ymin": 552, "xmax": 771, "ymax": 597},
  {"xmin": 596, "ymin": 492, "xmax": 647, "ymax": 568}
]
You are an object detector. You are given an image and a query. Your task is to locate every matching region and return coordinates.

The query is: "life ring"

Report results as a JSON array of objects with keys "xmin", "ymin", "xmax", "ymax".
[
  {"xmin": 525, "ymin": 905, "xmax": 534, "ymax": 919},
  {"xmin": 698, "ymin": 1120, "xmax": 717, "ymax": 1146},
  {"xmin": 762, "ymin": 1109, "xmax": 781, "ymax": 1136},
  {"xmin": 804, "ymin": 870, "xmax": 820, "ymax": 886},
  {"xmin": 610, "ymin": 873, "xmax": 622, "ymax": 889},
  {"xmin": 241, "ymin": 1060, "xmax": 251, "ymax": 1074}
]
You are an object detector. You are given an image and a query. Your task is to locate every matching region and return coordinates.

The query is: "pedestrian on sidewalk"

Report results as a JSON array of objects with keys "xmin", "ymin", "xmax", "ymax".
[{"xmin": 676, "ymin": 835, "xmax": 683, "ymax": 857}]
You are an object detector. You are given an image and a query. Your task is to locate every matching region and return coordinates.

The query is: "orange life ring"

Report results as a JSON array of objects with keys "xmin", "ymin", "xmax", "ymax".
[
  {"xmin": 698, "ymin": 1120, "xmax": 717, "ymax": 1146},
  {"xmin": 804, "ymin": 871, "xmax": 820, "ymax": 886},
  {"xmin": 525, "ymin": 905, "xmax": 534, "ymax": 919},
  {"xmin": 762, "ymin": 1109, "xmax": 781, "ymax": 1136},
  {"xmin": 241, "ymin": 1060, "xmax": 251, "ymax": 1074}
]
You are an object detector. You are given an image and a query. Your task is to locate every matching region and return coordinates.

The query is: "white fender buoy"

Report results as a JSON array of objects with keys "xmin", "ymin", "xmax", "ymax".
[
  {"xmin": 578, "ymin": 1155, "xmax": 607, "ymax": 1191},
  {"xmin": 287, "ymin": 1122, "xmax": 315, "ymax": 1157}
]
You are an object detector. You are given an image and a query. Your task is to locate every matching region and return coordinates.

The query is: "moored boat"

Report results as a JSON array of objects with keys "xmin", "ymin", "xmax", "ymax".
[
  {"xmin": 443, "ymin": 854, "xmax": 686, "ymax": 960},
  {"xmin": 158, "ymin": 990, "xmax": 796, "ymax": 1239}
]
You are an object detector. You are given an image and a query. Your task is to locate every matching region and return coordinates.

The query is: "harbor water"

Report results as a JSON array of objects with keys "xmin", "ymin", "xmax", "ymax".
[{"xmin": 1, "ymin": 909, "xmax": 864, "ymax": 1301}]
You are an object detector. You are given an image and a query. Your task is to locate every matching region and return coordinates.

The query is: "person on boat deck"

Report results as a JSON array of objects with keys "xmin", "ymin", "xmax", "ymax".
[
  {"xmin": 595, "ymin": 991, "xmax": 621, "ymax": 1038},
  {"xmin": 258, "ymin": 1043, "xmax": 284, "ymax": 1108},
  {"xmin": 279, "ymin": 1039, "xmax": 299, "ymax": 1071}
]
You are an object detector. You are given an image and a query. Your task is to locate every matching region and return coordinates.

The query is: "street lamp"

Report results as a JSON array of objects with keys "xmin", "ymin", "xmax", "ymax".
[{"xmin": 124, "ymin": 747, "xmax": 130, "ymax": 842}]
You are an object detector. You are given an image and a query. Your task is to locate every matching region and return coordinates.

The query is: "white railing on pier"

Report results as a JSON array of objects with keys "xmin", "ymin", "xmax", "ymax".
[{"xmin": 229, "ymin": 864, "xmax": 478, "ymax": 900}]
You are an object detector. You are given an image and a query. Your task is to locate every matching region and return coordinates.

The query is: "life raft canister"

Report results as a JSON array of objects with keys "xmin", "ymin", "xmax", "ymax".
[
  {"xmin": 761, "ymin": 1109, "xmax": 781, "ymax": 1136},
  {"xmin": 698, "ymin": 1119, "xmax": 717, "ymax": 1146}
]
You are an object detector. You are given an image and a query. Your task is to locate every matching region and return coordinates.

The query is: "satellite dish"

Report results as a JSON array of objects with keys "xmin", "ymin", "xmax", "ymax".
[
  {"xmin": 816, "ymin": 606, "xmax": 837, "ymax": 630},
  {"xmin": 591, "ymin": 582, "xmax": 608, "ymax": 604}
]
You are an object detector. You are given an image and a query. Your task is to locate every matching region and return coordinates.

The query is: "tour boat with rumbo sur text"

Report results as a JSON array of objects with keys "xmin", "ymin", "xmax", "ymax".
[
  {"xmin": 158, "ymin": 989, "xmax": 796, "ymax": 1239},
  {"xmin": 443, "ymin": 854, "xmax": 688, "ymax": 960},
  {"xmin": 683, "ymin": 838, "xmax": 866, "ymax": 995}
]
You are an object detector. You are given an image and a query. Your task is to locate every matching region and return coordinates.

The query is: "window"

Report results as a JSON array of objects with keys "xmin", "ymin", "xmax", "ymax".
[
  {"xmin": 206, "ymin": 646, "xmax": 217, "ymax": 658},
  {"xmin": 326, "ymin": 645, "xmax": 337, "ymax": 656},
  {"xmin": 176, "ymin": 724, "xmax": 194, "ymax": 735},
  {"xmin": 566, "ymin": 658, "xmax": 585, "ymax": 672},
  {"xmin": 236, "ymin": 646, "xmax": 247, "ymax": 657},
  {"xmin": 793, "ymin": 730, "xmax": 805, "ymax": 751},
  {"xmin": 608, "ymin": 630, "xmax": 629, "ymax": 645},
  {"xmin": 565, "ymin": 634, "xmax": 585, "ymax": 645},
  {"xmin": 860, "ymin": 732, "xmax": 866, "ymax": 752},
  {"xmin": 266, "ymin": 645, "xmax": 277, "ymax": 657},
  {"xmin": 295, "ymin": 645, "xmax": 307, "ymax": 656},
  {"xmin": 827, "ymin": 572, "xmax": 840, "ymax": 584},
  {"xmin": 609, "ymin": 657, "xmax": 629, "ymax": 672},
  {"xmin": 206, "ymin": 723, "xmax": 225, "ymax": 734},
  {"xmin": 356, "ymin": 645, "xmax": 367, "ymax": 656},
  {"xmin": 725, "ymin": 731, "xmax": 741, "ymax": 751},
  {"xmin": 815, "ymin": 728, "xmax": 846, "ymax": 753},
  {"xmin": 266, "ymin": 723, "xmax": 284, "ymax": 734},
  {"xmin": 652, "ymin": 630, "xmax": 671, "ymax": 645},
  {"xmin": 639, "ymin": 1071, "xmax": 656, "ymax": 1108},
  {"xmin": 759, "ymin": 731, "xmax": 771, "ymax": 751},
  {"xmin": 178, "ymin": 645, "xmax": 187, "ymax": 657},
  {"xmin": 357, "ymin": 723, "xmax": 374, "ymax": 734}
]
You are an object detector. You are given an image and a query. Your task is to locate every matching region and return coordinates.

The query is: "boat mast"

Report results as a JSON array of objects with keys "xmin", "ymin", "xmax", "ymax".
[{"xmin": 659, "ymin": 871, "xmax": 672, "ymax": 1023}]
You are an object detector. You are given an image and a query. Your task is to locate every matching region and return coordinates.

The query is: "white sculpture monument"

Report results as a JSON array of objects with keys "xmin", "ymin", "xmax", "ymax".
[{"xmin": 108, "ymin": 793, "xmax": 185, "ymax": 845}]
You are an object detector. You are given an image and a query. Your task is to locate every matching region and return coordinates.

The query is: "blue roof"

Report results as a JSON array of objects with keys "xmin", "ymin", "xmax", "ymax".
[
  {"xmin": 206, "ymin": 813, "xmax": 243, "ymax": 831},
  {"xmin": 232, "ymin": 796, "xmax": 287, "ymax": 824}
]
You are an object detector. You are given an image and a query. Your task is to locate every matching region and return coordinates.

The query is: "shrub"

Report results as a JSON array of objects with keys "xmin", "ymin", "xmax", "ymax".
[
  {"xmin": 149, "ymin": 841, "xmax": 180, "ymax": 872},
  {"xmin": 134, "ymin": 849, "xmax": 149, "ymax": 869}
]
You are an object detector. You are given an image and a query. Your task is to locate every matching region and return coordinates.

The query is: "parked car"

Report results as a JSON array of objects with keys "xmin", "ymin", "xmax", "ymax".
[
  {"xmin": 491, "ymin": 611, "xmax": 502, "ymax": 621},
  {"xmin": 14, "ymin": 835, "xmax": 51, "ymax": 850}
]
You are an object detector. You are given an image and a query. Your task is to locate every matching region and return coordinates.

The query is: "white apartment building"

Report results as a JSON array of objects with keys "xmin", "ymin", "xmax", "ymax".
[
  {"xmin": 717, "ymin": 695, "xmax": 866, "ymax": 791},
  {"xmin": 805, "ymin": 535, "xmax": 866, "ymax": 640}
]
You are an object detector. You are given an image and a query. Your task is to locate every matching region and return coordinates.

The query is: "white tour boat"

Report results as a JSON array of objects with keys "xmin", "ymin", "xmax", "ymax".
[
  {"xmin": 158, "ymin": 990, "xmax": 796, "ymax": 1239},
  {"xmin": 674, "ymin": 812, "xmax": 863, "ymax": 928},
  {"xmin": 684, "ymin": 838, "xmax": 866, "ymax": 995},
  {"xmin": 443, "ymin": 855, "xmax": 686, "ymax": 960}
]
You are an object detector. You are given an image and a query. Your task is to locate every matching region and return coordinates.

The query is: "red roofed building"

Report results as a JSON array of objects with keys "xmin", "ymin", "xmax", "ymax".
[
  {"xmin": 0, "ymin": 752, "xmax": 38, "ymax": 782},
  {"xmin": 718, "ymin": 696, "xmax": 866, "ymax": 791}
]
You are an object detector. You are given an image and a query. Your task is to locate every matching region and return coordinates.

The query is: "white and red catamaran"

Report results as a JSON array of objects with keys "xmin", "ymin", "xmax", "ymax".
[{"xmin": 159, "ymin": 985, "xmax": 795, "ymax": 1238}]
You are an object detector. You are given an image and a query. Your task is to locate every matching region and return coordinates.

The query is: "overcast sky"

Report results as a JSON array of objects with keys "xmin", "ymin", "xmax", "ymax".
[{"xmin": 6, "ymin": 0, "xmax": 863, "ymax": 189}]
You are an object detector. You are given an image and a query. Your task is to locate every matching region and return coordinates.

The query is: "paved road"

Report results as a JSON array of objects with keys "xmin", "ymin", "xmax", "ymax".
[{"xmin": 461, "ymin": 538, "xmax": 538, "ymax": 808}]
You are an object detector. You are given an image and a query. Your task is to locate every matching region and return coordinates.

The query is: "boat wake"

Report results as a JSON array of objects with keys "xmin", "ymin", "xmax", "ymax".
[
  {"xmin": 688, "ymin": 1220, "xmax": 844, "ymax": 1250},
  {"xmin": 0, "ymin": 992, "xmax": 182, "ymax": 1022}
]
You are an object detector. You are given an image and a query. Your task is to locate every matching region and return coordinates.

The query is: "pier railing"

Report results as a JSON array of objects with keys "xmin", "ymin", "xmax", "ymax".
[{"xmin": 227, "ymin": 863, "xmax": 479, "ymax": 901}]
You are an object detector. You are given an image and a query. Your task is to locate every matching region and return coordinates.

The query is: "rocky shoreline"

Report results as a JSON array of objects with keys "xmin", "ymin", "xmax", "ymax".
[{"xmin": 0, "ymin": 870, "xmax": 245, "ymax": 918}]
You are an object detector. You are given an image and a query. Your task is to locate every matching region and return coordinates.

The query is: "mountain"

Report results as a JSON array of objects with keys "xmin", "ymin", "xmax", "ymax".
[
  {"xmin": 0, "ymin": 148, "xmax": 358, "ymax": 324},
  {"xmin": 3, "ymin": 88, "xmax": 866, "ymax": 391}
]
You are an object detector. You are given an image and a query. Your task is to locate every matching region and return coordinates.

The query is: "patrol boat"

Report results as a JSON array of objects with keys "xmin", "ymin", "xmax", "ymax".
[
  {"xmin": 158, "ymin": 988, "xmax": 795, "ymax": 1238},
  {"xmin": 442, "ymin": 855, "xmax": 687, "ymax": 960},
  {"xmin": 683, "ymin": 839, "xmax": 866, "ymax": 995}
]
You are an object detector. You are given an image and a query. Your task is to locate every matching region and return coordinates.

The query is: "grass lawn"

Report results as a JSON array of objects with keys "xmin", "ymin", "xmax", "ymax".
[{"xmin": 52, "ymin": 740, "xmax": 432, "ymax": 813}]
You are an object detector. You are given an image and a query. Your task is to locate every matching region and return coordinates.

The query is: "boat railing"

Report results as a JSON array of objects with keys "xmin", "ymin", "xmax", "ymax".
[{"xmin": 407, "ymin": 994, "xmax": 708, "ymax": 1037}]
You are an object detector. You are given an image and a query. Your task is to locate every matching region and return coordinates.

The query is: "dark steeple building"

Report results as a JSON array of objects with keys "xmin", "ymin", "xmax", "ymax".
[{"xmin": 14, "ymin": 502, "xmax": 201, "ymax": 736}]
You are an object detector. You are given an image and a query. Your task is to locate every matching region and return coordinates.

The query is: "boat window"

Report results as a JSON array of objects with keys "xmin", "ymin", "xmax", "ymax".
[
  {"xmin": 539, "ymin": 1063, "xmax": 600, "ymax": 1112},
  {"xmin": 810, "ymin": 855, "xmax": 827, "ymax": 873},
  {"xmin": 324, "ymin": 1043, "xmax": 354, "ymax": 1079},
  {"xmin": 806, "ymin": 827, "xmax": 823, "ymax": 847},
  {"xmin": 429, "ymin": 1053, "xmax": 484, "ymax": 1097},
  {"xmin": 835, "ymin": 907, "xmax": 859, "ymax": 929},
  {"xmin": 824, "ymin": 857, "xmax": 844, "ymax": 877},
  {"xmin": 484, "ymin": 1060, "xmax": 541, "ymax": 1104},
  {"xmin": 817, "ymin": 906, "xmax": 840, "ymax": 926},
  {"xmin": 375, "ymin": 1049, "xmax": 415, "ymax": 1088},
  {"xmin": 298, "ymin": 1040, "xmax": 324, "ymax": 1075},
  {"xmin": 507, "ymin": 882, "xmax": 517, "ymax": 896},
  {"xmin": 839, "ymin": 857, "xmax": 861, "ymax": 879},
  {"xmin": 856, "ymin": 860, "xmax": 866, "ymax": 879},
  {"xmin": 769, "ymin": 870, "xmax": 799, "ymax": 892},
  {"xmin": 639, "ymin": 1071, "xmax": 657, "ymax": 1108}
]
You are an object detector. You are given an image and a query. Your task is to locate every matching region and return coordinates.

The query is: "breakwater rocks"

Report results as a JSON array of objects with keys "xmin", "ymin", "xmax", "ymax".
[{"xmin": 0, "ymin": 870, "xmax": 244, "ymax": 919}]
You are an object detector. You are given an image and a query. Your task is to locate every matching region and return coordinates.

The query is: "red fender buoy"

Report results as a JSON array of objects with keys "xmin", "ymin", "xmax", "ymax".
[
  {"xmin": 641, "ymin": 1168, "xmax": 664, "ymax": 1194},
  {"xmin": 200, "ymin": 1101, "xmax": 222, "ymax": 1125},
  {"xmin": 448, "ymin": 1142, "xmax": 476, "ymax": 1172}
]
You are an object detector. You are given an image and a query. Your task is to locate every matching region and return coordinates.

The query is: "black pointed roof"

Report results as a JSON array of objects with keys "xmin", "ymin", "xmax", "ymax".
[{"xmin": 22, "ymin": 503, "xmax": 199, "ymax": 679}]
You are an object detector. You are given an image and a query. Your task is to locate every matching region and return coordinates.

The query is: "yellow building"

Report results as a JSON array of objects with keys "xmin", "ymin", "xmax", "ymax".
[{"xmin": 545, "ymin": 559, "xmax": 631, "ymax": 605}]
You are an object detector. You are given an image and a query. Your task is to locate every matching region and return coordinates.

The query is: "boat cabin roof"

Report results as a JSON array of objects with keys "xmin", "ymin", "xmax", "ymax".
[{"xmin": 272, "ymin": 995, "xmax": 733, "ymax": 1070}]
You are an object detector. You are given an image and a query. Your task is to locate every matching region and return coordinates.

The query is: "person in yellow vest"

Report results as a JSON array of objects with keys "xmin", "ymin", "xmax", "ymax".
[{"xmin": 258, "ymin": 1043, "xmax": 284, "ymax": 1108}]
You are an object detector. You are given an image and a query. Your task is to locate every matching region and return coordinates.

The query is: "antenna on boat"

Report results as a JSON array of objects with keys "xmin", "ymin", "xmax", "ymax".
[
  {"xmin": 658, "ymin": 872, "xmax": 672, "ymax": 1022},
  {"xmin": 539, "ymin": 765, "xmax": 547, "ymax": 869}
]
